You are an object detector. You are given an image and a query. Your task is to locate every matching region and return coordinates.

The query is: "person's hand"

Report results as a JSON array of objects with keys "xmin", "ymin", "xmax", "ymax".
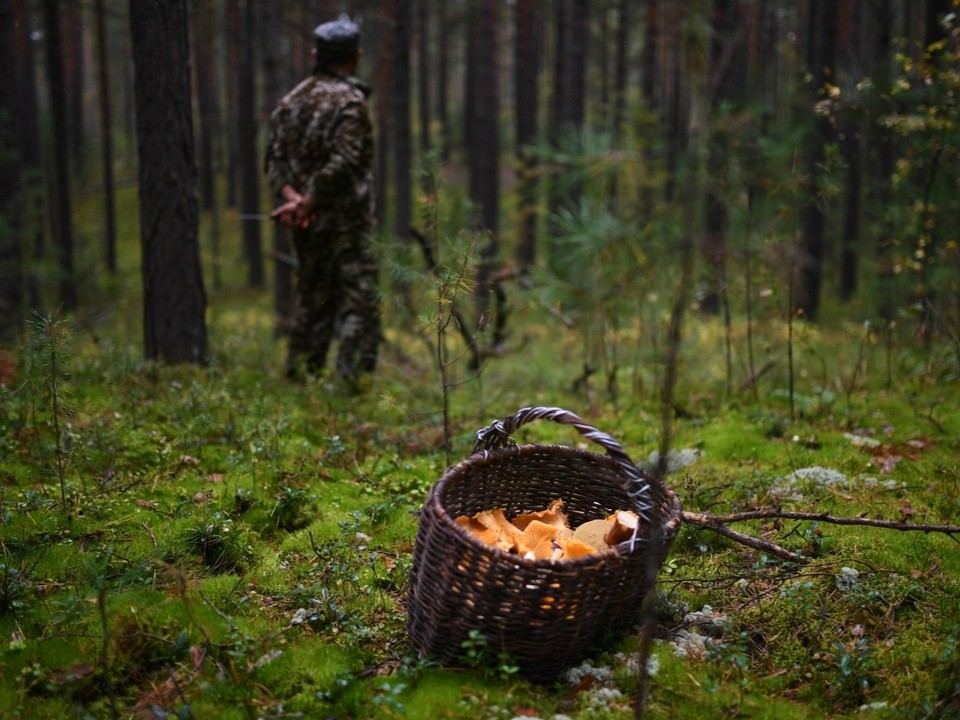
[
  {"xmin": 270, "ymin": 194, "xmax": 317, "ymax": 229},
  {"xmin": 270, "ymin": 198, "xmax": 300, "ymax": 227},
  {"xmin": 294, "ymin": 195, "xmax": 317, "ymax": 229}
]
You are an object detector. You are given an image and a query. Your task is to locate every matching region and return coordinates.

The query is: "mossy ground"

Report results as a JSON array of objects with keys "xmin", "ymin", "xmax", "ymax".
[{"xmin": 1, "ymin": 188, "xmax": 958, "ymax": 718}]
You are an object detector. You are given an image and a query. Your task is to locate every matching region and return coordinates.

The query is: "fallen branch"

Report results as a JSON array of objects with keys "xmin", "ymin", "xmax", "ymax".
[
  {"xmin": 690, "ymin": 509, "xmax": 960, "ymax": 537},
  {"xmin": 683, "ymin": 511, "xmax": 804, "ymax": 563},
  {"xmin": 681, "ymin": 508, "xmax": 960, "ymax": 565}
]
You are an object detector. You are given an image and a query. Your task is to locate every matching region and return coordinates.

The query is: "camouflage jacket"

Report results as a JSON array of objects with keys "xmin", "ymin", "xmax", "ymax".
[{"xmin": 264, "ymin": 71, "xmax": 374, "ymax": 230}]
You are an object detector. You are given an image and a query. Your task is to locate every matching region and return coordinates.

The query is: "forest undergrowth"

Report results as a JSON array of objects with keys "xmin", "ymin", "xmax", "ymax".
[
  {"xmin": 1, "ymin": 272, "xmax": 958, "ymax": 720},
  {"xmin": 2, "ymin": 173, "xmax": 960, "ymax": 718}
]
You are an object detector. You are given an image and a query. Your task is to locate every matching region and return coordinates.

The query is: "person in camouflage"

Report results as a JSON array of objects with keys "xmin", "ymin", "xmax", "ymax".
[{"xmin": 264, "ymin": 15, "xmax": 381, "ymax": 385}]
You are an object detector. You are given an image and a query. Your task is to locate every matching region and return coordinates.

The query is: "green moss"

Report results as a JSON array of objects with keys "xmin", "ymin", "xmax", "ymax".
[{"xmin": 252, "ymin": 638, "xmax": 355, "ymax": 712}]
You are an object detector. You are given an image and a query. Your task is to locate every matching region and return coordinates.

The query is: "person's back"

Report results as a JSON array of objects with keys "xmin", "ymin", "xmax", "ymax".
[
  {"xmin": 264, "ymin": 15, "xmax": 381, "ymax": 387},
  {"xmin": 265, "ymin": 71, "xmax": 373, "ymax": 224}
]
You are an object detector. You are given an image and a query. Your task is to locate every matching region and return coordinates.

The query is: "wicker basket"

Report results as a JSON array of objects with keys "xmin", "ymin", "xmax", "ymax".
[{"xmin": 407, "ymin": 406, "xmax": 683, "ymax": 681}]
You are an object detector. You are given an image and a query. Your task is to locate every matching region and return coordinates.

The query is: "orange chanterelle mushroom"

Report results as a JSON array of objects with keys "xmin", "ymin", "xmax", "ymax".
[{"xmin": 455, "ymin": 499, "xmax": 642, "ymax": 561}]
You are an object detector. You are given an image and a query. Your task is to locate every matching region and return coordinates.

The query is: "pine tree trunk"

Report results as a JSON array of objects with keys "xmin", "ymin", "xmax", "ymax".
[
  {"xmin": 838, "ymin": 0, "xmax": 861, "ymax": 302},
  {"xmin": 470, "ymin": 0, "xmax": 500, "ymax": 315},
  {"xmin": 94, "ymin": 0, "xmax": 117, "ymax": 275},
  {"xmin": 375, "ymin": 0, "xmax": 395, "ymax": 231},
  {"xmin": 393, "ymin": 0, "xmax": 413, "ymax": 243},
  {"xmin": 64, "ymin": 1, "xmax": 85, "ymax": 177},
  {"xmin": 797, "ymin": 0, "xmax": 838, "ymax": 321},
  {"xmin": 262, "ymin": 0, "xmax": 293, "ymax": 333},
  {"xmin": 514, "ymin": 0, "xmax": 538, "ymax": 270},
  {"xmin": 613, "ymin": 0, "xmax": 629, "ymax": 138},
  {"xmin": 701, "ymin": 0, "xmax": 743, "ymax": 315},
  {"xmin": 130, "ymin": 0, "xmax": 209, "ymax": 364},
  {"xmin": 435, "ymin": 0, "xmax": 449, "ymax": 158},
  {"xmin": 545, "ymin": 0, "xmax": 568, "ymax": 266},
  {"xmin": 417, "ymin": 0, "xmax": 431, "ymax": 157},
  {"xmin": 225, "ymin": 0, "xmax": 241, "ymax": 208},
  {"xmin": 871, "ymin": 0, "xmax": 896, "ymax": 323},
  {"xmin": 15, "ymin": 0, "xmax": 45, "ymax": 310},
  {"xmin": 0, "ymin": 0, "xmax": 24, "ymax": 341},
  {"xmin": 43, "ymin": 0, "xmax": 77, "ymax": 311},
  {"xmin": 239, "ymin": 0, "xmax": 264, "ymax": 288}
]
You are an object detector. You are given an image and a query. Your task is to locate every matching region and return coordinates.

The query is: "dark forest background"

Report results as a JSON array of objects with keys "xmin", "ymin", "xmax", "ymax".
[{"xmin": 0, "ymin": 0, "xmax": 959, "ymax": 371}]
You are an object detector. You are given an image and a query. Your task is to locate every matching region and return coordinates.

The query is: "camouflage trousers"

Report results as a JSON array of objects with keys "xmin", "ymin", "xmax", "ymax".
[{"xmin": 287, "ymin": 226, "xmax": 381, "ymax": 382}]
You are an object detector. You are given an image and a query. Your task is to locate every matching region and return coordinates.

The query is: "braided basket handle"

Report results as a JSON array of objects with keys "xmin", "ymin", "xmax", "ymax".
[{"xmin": 472, "ymin": 406, "xmax": 660, "ymax": 525}]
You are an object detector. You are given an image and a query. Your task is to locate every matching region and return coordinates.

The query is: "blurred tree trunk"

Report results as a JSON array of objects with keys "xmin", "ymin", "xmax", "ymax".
[
  {"xmin": 239, "ymin": 0, "xmax": 264, "ymax": 288},
  {"xmin": 64, "ymin": 1, "xmax": 85, "ymax": 177},
  {"xmin": 838, "ymin": 0, "xmax": 861, "ymax": 302},
  {"xmin": 262, "ymin": 0, "xmax": 293, "ymax": 333},
  {"xmin": 640, "ymin": 0, "xmax": 658, "ymax": 214},
  {"xmin": 393, "ymin": 0, "xmax": 412, "ymax": 243},
  {"xmin": 662, "ymin": 0, "xmax": 685, "ymax": 203},
  {"xmin": 565, "ymin": 0, "xmax": 587, "ymax": 131},
  {"xmin": 225, "ymin": 0, "xmax": 241, "ymax": 208},
  {"xmin": 565, "ymin": 0, "xmax": 587, "ymax": 207},
  {"xmin": 192, "ymin": 0, "xmax": 216, "ymax": 214},
  {"xmin": 314, "ymin": 0, "xmax": 334, "ymax": 22},
  {"xmin": 546, "ymin": 0, "xmax": 586, "ymax": 268},
  {"xmin": 0, "ymin": 0, "xmax": 24, "ymax": 341},
  {"xmin": 190, "ymin": 0, "xmax": 223, "ymax": 292},
  {"xmin": 599, "ymin": 1, "xmax": 610, "ymax": 119},
  {"xmin": 469, "ymin": 0, "xmax": 500, "ymax": 316},
  {"xmin": 130, "ymin": 0, "xmax": 209, "ymax": 364},
  {"xmin": 14, "ymin": 0, "xmax": 45, "ymax": 310},
  {"xmin": 701, "ymin": 0, "xmax": 747, "ymax": 315},
  {"xmin": 375, "ymin": 0, "xmax": 395, "ymax": 231},
  {"xmin": 796, "ymin": 0, "xmax": 837, "ymax": 321},
  {"xmin": 514, "ymin": 0, "xmax": 538, "ymax": 270},
  {"xmin": 43, "ymin": 0, "xmax": 77, "ymax": 311},
  {"xmin": 610, "ymin": 0, "xmax": 629, "ymax": 200},
  {"xmin": 871, "ymin": 0, "xmax": 896, "ymax": 323},
  {"xmin": 545, "ymin": 0, "xmax": 567, "ymax": 266},
  {"xmin": 192, "ymin": 0, "xmax": 222, "ymax": 291},
  {"xmin": 417, "ymin": 0, "xmax": 431, "ymax": 158},
  {"xmin": 435, "ymin": 0, "xmax": 449, "ymax": 158},
  {"xmin": 94, "ymin": 0, "xmax": 117, "ymax": 275}
]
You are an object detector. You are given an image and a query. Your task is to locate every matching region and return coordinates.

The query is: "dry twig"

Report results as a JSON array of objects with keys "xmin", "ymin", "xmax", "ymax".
[{"xmin": 682, "ymin": 508, "xmax": 960, "ymax": 565}]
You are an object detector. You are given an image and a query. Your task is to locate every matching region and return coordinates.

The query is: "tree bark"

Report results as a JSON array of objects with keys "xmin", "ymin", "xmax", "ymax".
[
  {"xmin": 130, "ymin": 0, "xmax": 209, "ymax": 364},
  {"xmin": 838, "ymin": 0, "xmax": 861, "ymax": 302},
  {"xmin": 192, "ymin": 0, "xmax": 222, "ymax": 291},
  {"xmin": 64, "ymin": 0, "xmax": 85, "ymax": 176},
  {"xmin": 238, "ymin": 0, "xmax": 264, "ymax": 288},
  {"xmin": 375, "ymin": 0, "xmax": 395, "ymax": 231},
  {"xmin": 262, "ymin": 0, "xmax": 293, "ymax": 333},
  {"xmin": 469, "ymin": 0, "xmax": 500, "ymax": 315},
  {"xmin": 796, "ymin": 0, "xmax": 838, "ymax": 321},
  {"xmin": 225, "ymin": 0, "xmax": 241, "ymax": 208},
  {"xmin": 417, "ymin": 0, "xmax": 431, "ymax": 157},
  {"xmin": 435, "ymin": 0, "xmax": 449, "ymax": 159},
  {"xmin": 545, "ymin": 0, "xmax": 568, "ymax": 266},
  {"xmin": 514, "ymin": 0, "xmax": 539, "ymax": 270},
  {"xmin": 870, "ymin": 0, "xmax": 896, "ymax": 323},
  {"xmin": 13, "ymin": 0, "xmax": 43, "ymax": 311},
  {"xmin": 393, "ymin": 0, "xmax": 413, "ymax": 244},
  {"xmin": 94, "ymin": 0, "xmax": 117, "ymax": 275},
  {"xmin": 43, "ymin": 0, "xmax": 77, "ymax": 311},
  {"xmin": 0, "ymin": 0, "xmax": 24, "ymax": 342}
]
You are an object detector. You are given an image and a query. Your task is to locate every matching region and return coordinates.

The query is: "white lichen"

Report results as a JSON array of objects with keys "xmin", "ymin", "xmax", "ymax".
[{"xmin": 836, "ymin": 566, "xmax": 862, "ymax": 592}]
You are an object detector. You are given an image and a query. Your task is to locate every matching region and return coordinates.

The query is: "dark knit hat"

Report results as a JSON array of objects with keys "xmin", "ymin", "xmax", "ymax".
[{"xmin": 314, "ymin": 14, "xmax": 361, "ymax": 65}]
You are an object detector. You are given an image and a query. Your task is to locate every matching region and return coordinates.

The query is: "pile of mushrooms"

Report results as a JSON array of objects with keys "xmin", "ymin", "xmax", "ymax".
[{"xmin": 455, "ymin": 499, "xmax": 640, "ymax": 561}]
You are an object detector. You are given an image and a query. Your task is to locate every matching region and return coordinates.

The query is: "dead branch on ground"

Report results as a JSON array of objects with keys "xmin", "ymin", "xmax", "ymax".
[{"xmin": 682, "ymin": 508, "xmax": 960, "ymax": 564}]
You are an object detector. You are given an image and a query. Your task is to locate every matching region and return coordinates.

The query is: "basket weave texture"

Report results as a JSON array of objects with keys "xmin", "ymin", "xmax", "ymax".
[{"xmin": 407, "ymin": 407, "xmax": 682, "ymax": 681}]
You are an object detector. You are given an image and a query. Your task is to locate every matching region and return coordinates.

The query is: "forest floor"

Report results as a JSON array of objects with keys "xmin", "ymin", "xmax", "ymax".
[{"xmin": 2, "ymin": 195, "xmax": 959, "ymax": 719}]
